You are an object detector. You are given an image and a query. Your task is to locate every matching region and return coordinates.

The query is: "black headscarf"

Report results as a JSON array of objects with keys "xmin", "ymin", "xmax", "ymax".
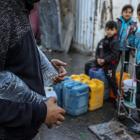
[
  {"xmin": 24, "ymin": 0, "xmax": 40, "ymax": 11},
  {"xmin": 0, "ymin": 0, "xmax": 37, "ymax": 70}
]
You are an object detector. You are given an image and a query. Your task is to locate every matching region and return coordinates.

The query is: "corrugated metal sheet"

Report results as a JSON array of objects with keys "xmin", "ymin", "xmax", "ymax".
[{"xmin": 74, "ymin": 0, "xmax": 95, "ymax": 53}]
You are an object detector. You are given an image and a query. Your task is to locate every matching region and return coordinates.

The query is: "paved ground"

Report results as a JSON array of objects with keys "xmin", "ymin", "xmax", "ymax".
[
  {"xmin": 40, "ymin": 49, "xmax": 140, "ymax": 140},
  {"xmin": 43, "ymin": 102, "xmax": 115, "ymax": 140}
]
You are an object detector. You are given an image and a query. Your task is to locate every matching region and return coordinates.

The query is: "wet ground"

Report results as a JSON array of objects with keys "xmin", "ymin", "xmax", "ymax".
[
  {"xmin": 41, "ymin": 49, "xmax": 139, "ymax": 140},
  {"xmin": 45, "ymin": 49, "xmax": 92, "ymax": 75}
]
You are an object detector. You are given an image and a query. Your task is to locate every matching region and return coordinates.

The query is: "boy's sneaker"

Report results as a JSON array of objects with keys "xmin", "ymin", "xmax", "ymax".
[
  {"xmin": 132, "ymin": 110, "xmax": 140, "ymax": 123},
  {"xmin": 128, "ymin": 123, "xmax": 140, "ymax": 134}
]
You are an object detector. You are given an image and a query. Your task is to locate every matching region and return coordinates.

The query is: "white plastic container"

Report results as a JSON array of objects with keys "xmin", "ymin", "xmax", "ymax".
[{"xmin": 44, "ymin": 87, "xmax": 57, "ymax": 99}]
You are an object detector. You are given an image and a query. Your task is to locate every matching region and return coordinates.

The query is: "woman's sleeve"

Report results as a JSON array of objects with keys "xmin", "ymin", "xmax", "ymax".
[{"xmin": 0, "ymin": 99, "xmax": 47, "ymax": 128}]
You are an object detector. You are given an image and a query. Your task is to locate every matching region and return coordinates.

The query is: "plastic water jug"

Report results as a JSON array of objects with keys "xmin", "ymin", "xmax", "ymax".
[
  {"xmin": 89, "ymin": 68, "xmax": 108, "ymax": 87},
  {"xmin": 63, "ymin": 81, "xmax": 89, "ymax": 116},
  {"xmin": 71, "ymin": 75, "xmax": 81, "ymax": 82},
  {"xmin": 53, "ymin": 77, "xmax": 71, "ymax": 106},
  {"xmin": 116, "ymin": 72, "xmax": 130, "ymax": 86},
  {"xmin": 110, "ymin": 72, "xmax": 130, "ymax": 99},
  {"xmin": 88, "ymin": 79, "xmax": 104, "ymax": 111},
  {"xmin": 71, "ymin": 74, "xmax": 90, "ymax": 84},
  {"xmin": 89, "ymin": 68, "xmax": 109, "ymax": 99}
]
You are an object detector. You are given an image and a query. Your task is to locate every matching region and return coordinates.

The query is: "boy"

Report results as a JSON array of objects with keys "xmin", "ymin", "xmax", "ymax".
[
  {"xmin": 85, "ymin": 21, "xmax": 119, "ymax": 97},
  {"xmin": 117, "ymin": 4, "xmax": 137, "ymax": 72}
]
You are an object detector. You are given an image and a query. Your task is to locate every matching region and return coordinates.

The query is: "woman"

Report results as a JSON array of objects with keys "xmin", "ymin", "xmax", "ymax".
[{"xmin": 0, "ymin": 0, "xmax": 66, "ymax": 139}]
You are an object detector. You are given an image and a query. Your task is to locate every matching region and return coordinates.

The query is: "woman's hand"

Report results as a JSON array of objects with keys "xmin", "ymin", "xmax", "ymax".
[{"xmin": 51, "ymin": 59, "xmax": 67, "ymax": 83}]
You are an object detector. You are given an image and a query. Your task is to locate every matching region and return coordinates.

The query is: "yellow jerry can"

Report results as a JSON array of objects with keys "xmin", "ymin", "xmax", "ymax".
[
  {"xmin": 116, "ymin": 72, "xmax": 130, "ymax": 86},
  {"xmin": 71, "ymin": 74, "xmax": 90, "ymax": 84},
  {"xmin": 88, "ymin": 79, "xmax": 104, "ymax": 111},
  {"xmin": 110, "ymin": 72, "xmax": 130, "ymax": 99},
  {"xmin": 71, "ymin": 75, "xmax": 81, "ymax": 82},
  {"xmin": 79, "ymin": 74, "xmax": 90, "ymax": 84}
]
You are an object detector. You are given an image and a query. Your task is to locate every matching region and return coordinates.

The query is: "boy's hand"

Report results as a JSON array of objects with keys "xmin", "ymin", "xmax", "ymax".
[{"xmin": 44, "ymin": 98, "xmax": 65, "ymax": 128}]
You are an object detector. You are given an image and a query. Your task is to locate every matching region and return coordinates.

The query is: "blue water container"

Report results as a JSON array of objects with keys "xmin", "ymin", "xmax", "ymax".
[
  {"xmin": 53, "ymin": 77, "xmax": 71, "ymax": 106},
  {"xmin": 63, "ymin": 81, "xmax": 89, "ymax": 116},
  {"xmin": 89, "ymin": 68, "xmax": 107, "ymax": 83},
  {"xmin": 89, "ymin": 68, "xmax": 109, "ymax": 100}
]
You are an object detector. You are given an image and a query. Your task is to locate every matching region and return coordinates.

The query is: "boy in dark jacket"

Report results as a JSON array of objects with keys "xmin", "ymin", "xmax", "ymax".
[{"xmin": 85, "ymin": 21, "xmax": 119, "ymax": 96}]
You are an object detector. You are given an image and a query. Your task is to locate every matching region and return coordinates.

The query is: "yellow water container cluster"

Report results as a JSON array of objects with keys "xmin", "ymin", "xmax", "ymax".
[{"xmin": 71, "ymin": 74, "xmax": 104, "ymax": 111}]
